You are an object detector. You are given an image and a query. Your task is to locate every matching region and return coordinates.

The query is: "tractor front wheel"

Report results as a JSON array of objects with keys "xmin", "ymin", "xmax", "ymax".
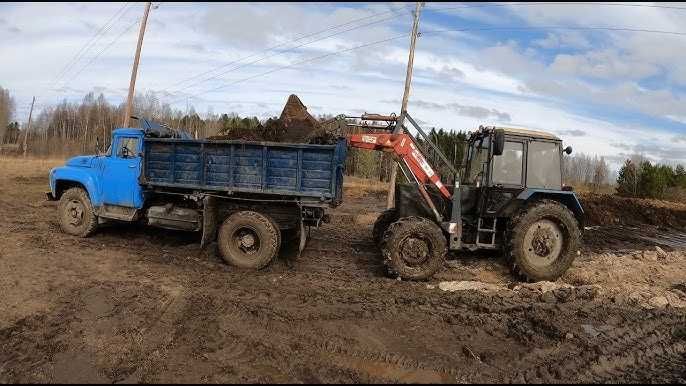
[
  {"xmin": 381, "ymin": 217, "xmax": 447, "ymax": 281},
  {"xmin": 372, "ymin": 208, "xmax": 398, "ymax": 245},
  {"xmin": 506, "ymin": 200, "xmax": 581, "ymax": 282}
]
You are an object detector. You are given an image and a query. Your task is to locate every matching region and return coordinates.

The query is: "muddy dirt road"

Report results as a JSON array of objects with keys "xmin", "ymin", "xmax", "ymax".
[{"xmin": 1, "ymin": 159, "xmax": 685, "ymax": 383}]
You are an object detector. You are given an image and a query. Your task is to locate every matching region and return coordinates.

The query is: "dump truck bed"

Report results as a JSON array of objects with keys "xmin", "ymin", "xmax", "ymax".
[{"xmin": 142, "ymin": 138, "xmax": 347, "ymax": 205}]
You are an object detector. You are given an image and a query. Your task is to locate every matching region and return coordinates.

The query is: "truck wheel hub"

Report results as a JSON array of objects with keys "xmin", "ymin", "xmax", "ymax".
[
  {"xmin": 524, "ymin": 219, "xmax": 563, "ymax": 264},
  {"xmin": 400, "ymin": 237, "xmax": 429, "ymax": 265},
  {"xmin": 234, "ymin": 228, "xmax": 259, "ymax": 253},
  {"xmin": 66, "ymin": 200, "xmax": 84, "ymax": 226}
]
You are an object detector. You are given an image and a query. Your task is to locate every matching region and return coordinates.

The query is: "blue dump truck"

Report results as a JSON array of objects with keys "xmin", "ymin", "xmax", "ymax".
[{"xmin": 48, "ymin": 120, "xmax": 347, "ymax": 269}]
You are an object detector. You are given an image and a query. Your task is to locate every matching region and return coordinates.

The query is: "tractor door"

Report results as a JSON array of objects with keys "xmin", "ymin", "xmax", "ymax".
[{"xmin": 483, "ymin": 139, "xmax": 526, "ymax": 215}]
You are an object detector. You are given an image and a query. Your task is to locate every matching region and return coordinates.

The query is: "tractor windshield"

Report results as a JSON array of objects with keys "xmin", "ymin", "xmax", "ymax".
[{"xmin": 464, "ymin": 136, "xmax": 490, "ymax": 185}]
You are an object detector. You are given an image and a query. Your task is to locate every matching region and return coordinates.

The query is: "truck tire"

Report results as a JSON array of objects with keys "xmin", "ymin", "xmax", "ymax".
[
  {"xmin": 381, "ymin": 216, "xmax": 447, "ymax": 281},
  {"xmin": 506, "ymin": 199, "xmax": 581, "ymax": 282},
  {"xmin": 217, "ymin": 211, "xmax": 281, "ymax": 270},
  {"xmin": 58, "ymin": 187, "xmax": 98, "ymax": 237},
  {"xmin": 372, "ymin": 209, "xmax": 398, "ymax": 245}
]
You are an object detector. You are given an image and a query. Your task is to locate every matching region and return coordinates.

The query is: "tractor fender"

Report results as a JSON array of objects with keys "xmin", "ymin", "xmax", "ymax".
[{"xmin": 514, "ymin": 189, "xmax": 584, "ymax": 227}]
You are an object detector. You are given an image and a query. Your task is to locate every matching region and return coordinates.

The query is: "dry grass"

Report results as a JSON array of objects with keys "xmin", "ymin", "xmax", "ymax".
[
  {"xmin": 343, "ymin": 176, "xmax": 388, "ymax": 198},
  {"xmin": 0, "ymin": 156, "xmax": 65, "ymax": 179}
]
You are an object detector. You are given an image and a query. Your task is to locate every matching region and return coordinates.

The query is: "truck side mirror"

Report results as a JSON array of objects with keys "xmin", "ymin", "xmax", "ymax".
[
  {"xmin": 564, "ymin": 146, "xmax": 573, "ymax": 155},
  {"xmin": 493, "ymin": 129, "xmax": 505, "ymax": 156}
]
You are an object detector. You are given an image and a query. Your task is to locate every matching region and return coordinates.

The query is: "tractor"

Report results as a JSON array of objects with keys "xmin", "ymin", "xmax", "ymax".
[{"xmin": 347, "ymin": 113, "xmax": 583, "ymax": 282}]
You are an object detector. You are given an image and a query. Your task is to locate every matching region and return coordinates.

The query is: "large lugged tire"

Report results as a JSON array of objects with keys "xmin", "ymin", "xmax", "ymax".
[
  {"xmin": 217, "ymin": 211, "xmax": 281, "ymax": 270},
  {"xmin": 381, "ymin": 217, "xmax": 447, "ymax": 281},
  {"xmin": 58, "ymin": 187, "xmax": 98, "ymax": 237},
  {"xmin": 506, "ymin": 199, "xmax": 581, "ymax": 282},
  {"xmin": 372, "ymin": 209, "xmax": 398, "ymax": 245}
]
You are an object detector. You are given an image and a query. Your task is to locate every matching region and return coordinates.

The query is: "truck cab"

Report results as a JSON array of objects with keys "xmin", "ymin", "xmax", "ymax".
[{"xmin": 49, "ymin": 128, "xmax": 145, "ymax": 224}]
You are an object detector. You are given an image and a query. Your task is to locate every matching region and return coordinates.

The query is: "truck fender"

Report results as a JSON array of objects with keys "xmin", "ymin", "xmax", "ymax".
[{"xmin": 51, "ymin": 167, "xmax": 102, "ymax": 207}]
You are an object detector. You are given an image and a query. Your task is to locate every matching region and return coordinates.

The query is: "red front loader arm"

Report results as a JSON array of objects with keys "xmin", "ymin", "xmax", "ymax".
[{"xmin": 348, "ymin": 133, "xmax": 452, "ymax": 221}]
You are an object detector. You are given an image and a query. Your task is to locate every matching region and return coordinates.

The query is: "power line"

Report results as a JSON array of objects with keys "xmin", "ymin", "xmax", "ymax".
[
  {"xmin": 48, "ymin": 17, "xmax": 142, "ymax": 105},
  {"xmin": 50, "ymin": 3, "xmax": 131, "ymax": 90},
  {"xmin": 421, "ymin": 25, "xmax": 686, "ymax": 38},
  {"xmin": 163, "ymin": 15, "xmax": 403, "ymax": 97},
  {"xmin": 165, "ymin": 33, "xmax": 411, "ymax": 105},
  {"xmin": 162, "ymin": 4, "xmax": 413, "ymax": 94},
  {"xmin": 168, "ymin": 24, "xmax": 686, "ymax": 105},
  {"xmin": 425, "ymin": 2, "xmax": 686, "ymax": 13}
]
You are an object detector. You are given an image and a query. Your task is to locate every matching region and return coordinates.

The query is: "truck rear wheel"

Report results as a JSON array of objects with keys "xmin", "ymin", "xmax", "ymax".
[
  {"xmin": 58, "ymin": 187, "xmax": 98, "ymax": 237},
  {"xmin": 381, "ymin": 217, "xmax": 447, "ymax": 281},
  {"xmin": 218, "ymin": 211, "xmax": 281, "ymax": 270},
  {"xmin": 506, "ymin": 200, "xmax": 581, "ymax": 282},
  {"xmin": 372, "ymin": 208, "xmax": 398, "ymax": 245}
]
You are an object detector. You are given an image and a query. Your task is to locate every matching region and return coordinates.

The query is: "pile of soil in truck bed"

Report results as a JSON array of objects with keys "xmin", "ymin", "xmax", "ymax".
[{"xmin": 208, "ymin": 94, "xmax": 336, "ymax": 144}]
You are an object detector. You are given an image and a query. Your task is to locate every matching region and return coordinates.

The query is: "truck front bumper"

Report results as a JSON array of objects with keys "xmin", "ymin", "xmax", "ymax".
[{"xmin": 46, "ymin": 191, "xmax": 57, "ymax": 201}]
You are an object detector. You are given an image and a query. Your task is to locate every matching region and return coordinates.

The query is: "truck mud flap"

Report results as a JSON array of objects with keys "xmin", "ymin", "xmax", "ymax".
[
  {"xmin": 201, "ymin": 196, "xmax": 218, "ymax": 248},
  {"xmin": 298, "ymin": 219, "xmax": 308, "ymax": 258}
]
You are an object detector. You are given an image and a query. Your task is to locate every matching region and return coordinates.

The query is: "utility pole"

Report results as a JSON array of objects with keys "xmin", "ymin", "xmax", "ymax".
[
  {"xmin": 386, "ymin": 1, "xmax": 423, "ymax": 209},
  {"xmin": 22, "ymin": 96, "xmax": 35, "ymax": 158},
  {"xmin": 122, "ymin": 1, "xmax": 152, "ymax": 128}
]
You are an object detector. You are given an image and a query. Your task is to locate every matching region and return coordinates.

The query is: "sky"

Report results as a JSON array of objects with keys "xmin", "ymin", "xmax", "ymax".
[{"xmin": 2, "ymin": 1, "xmax": 686, "ymax": 171}]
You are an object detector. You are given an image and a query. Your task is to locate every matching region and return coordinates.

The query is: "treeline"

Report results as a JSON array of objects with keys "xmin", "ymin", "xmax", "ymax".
[
  {"xmin": 3, "ymin": 88, "xmax": 685, "ymax": 202},
  {"xmin": 0, "ymin": 86, "xmax": 16, "ymax": 145},
  {"xmin": 616, "ymin": 158, "xmax": 686, "ymax": 201},
  {"xmin": 562, "ymin": 153, "xmax": 610, "ymax": 193}
]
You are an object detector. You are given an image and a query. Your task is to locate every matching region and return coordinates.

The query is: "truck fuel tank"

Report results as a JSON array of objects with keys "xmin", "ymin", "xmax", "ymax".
[{"xmin": 147, "ymin": 204, "xmax": 201, "ymax": 232}]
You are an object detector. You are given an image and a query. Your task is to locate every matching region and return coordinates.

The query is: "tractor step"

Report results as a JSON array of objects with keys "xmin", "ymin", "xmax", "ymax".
[{"xmin": 476, "ymin": 217, "xmax": 497, "ymax": 247}]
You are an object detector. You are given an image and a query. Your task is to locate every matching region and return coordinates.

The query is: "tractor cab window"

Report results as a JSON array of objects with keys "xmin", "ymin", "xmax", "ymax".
[
  {"xmin": 117, "ymin": 137, "xmax": 140, "ymax": 159},
  {"xmin": 527, "ymin": 141, "xmax": 562, "ymax": 189},
  {"xmin": 491, "ymin": 141, "xmax": 524, "ymax": 186},
  {"xmin": 465, "ymin": 136, "xmax": 490, "ymax": 185}
]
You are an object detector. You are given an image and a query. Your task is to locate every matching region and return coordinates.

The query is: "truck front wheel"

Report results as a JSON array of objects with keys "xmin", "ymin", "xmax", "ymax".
[
  {"xmin": 58, "ymin": 187, "xmax": 98, "ymax": 237},
  {"xmin": 217, "ymin": 211, "xmax": 281, "ymax": 270},
  {"xmin": 381, "ymin": 217, "xmax": 447, "ymax": 281},
  {"xmin": 506, "ymin": 200, "xmax": 581, "ymax": 282}
]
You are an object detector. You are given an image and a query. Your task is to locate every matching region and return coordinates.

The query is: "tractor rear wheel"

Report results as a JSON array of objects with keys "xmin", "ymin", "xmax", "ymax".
[
  {"xmin": 381, "ymin": 217, "xmax": 447, "ymax": 281},
  {"xmin": 506, "ymin": 200, "xmax": 581, "ymax": 282},
  {"xmin": 372, "ymin": 208, "xmax": 398, "ymax": 245},
  {"xmin": 218, "ymin": 211, "xmax": 281, "ymax": 270}
]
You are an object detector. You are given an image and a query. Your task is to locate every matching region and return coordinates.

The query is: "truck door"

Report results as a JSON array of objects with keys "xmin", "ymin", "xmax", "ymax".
[{"xmin": 100, "ymin": 135, "xmax": 144, "ymax": 208}]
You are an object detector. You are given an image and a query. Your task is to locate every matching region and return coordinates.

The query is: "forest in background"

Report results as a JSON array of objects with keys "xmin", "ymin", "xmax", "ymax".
[{"xmin": 1, "ymin": 87, "xmax": 683, "ymax": 201}]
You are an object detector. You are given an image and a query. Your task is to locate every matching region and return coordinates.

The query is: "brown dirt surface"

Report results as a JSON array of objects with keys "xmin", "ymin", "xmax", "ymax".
[
  {"xmin": 1, "ymin": 158, "xmax": 686, "ymax": 383},
  {"xmin": 580, "ymin": 193, "xmax": 686, "ymax": 228}
]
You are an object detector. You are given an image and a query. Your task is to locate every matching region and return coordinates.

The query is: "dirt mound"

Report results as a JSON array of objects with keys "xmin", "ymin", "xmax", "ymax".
[
  {"xmin": 580, "ymin": 193, "xmax": 686, "ymax": 228},
  {"xmin": 207, "ymin": 94, "xmax": 336, "ymax": 144}
]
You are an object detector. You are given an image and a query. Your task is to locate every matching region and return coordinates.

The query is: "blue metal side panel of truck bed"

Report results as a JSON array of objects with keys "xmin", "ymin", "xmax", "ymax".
[{"xmin": 142, "ymin": 138, "xmax": 347, "ymax": 202}]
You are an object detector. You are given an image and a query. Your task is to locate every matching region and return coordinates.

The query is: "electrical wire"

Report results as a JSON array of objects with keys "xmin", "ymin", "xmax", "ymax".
[
  {"xmin": 161, "ymin": 4, "xmax": 413, "ymax": 94},
  {"xmin": 50, "ymin": 2, "xmax": 131, "ymax": 90},
  {"xmin": 163, "ymin": 15, "xmax": 404, "ymax": 97},
  {"xmin": 170, "ymin": 24, "xmax": 686, "ymax": 105}
]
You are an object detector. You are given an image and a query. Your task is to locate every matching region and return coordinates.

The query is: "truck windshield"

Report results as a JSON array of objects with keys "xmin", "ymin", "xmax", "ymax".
[{"xmin": 464, "ymin": 136, "xmax": 490, "ymax": 185}]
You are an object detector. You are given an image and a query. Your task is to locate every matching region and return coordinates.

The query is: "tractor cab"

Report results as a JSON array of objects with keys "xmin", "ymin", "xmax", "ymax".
[{"xmin": 461, "ymin": 125, "xmax": 574, "ymax": 218}]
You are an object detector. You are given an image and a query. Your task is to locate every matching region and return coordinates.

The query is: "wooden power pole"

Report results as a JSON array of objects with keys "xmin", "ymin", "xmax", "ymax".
[
  {"xmin": 386, "ymin": 1, "xmax": 423, "ymax": 209},
  {"xmin": 22, "ymin": 96, "xmax": 35, "ymax": 158},
  {"xmin": 122, "ymin": 1, "xmax": 152, "ymax": 128}
]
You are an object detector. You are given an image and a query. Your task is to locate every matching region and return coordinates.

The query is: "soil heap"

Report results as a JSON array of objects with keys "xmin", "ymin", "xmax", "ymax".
[{"xmin": 208, "ymin": 94, "xmax": 336, "ymax": 144}]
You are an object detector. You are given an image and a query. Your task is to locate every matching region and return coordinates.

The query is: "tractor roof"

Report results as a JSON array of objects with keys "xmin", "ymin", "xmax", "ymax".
[{"xmin": 487, "ymin": 126, "xmax": 561, "ymax": 141}]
